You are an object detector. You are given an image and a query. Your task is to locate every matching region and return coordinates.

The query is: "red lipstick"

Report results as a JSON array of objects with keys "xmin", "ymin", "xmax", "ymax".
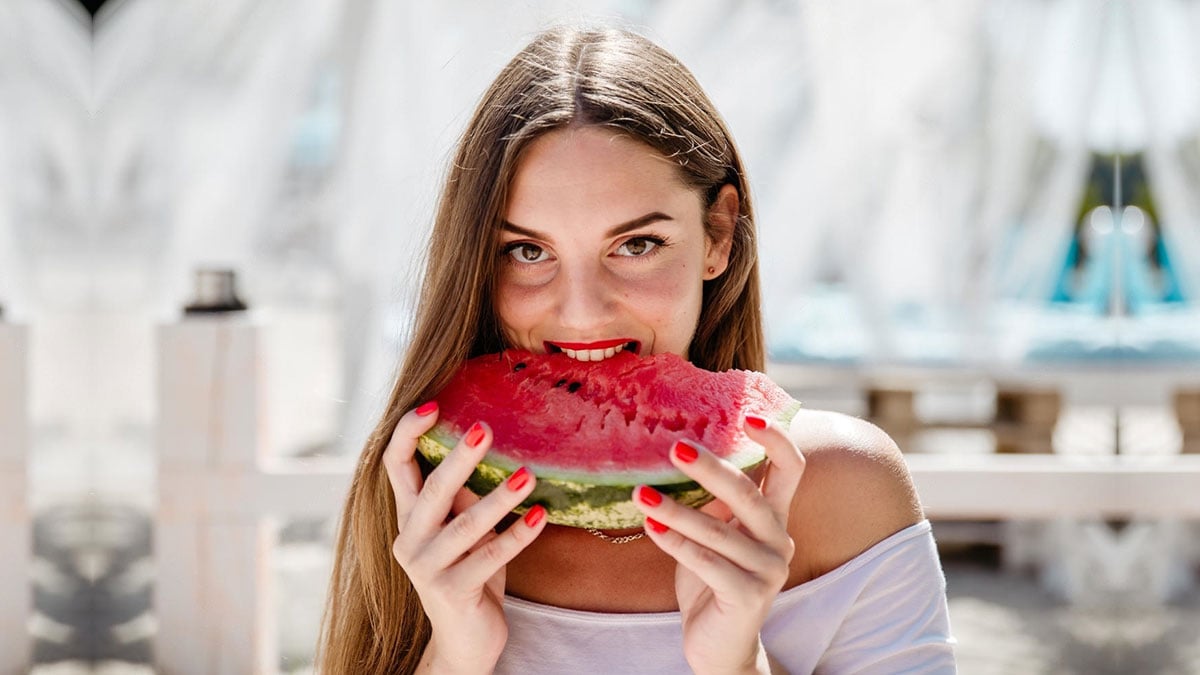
[{"xmin": 546, "ymin": 338, "xmax": 632, "ymax": 351}]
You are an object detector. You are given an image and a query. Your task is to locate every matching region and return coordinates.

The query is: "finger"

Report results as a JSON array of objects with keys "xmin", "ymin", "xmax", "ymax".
[
  {"xmin": 419, "ymin": 466, "xmax": 538, "ymax": 570},
  {"xmin": 382, "ymin": 401, "xmax": 442, "ymax": 526},
  {"xmin": 744, "ymin": 414, "xmax": 806, "ymax": 524},
  {"xmin": 667, "ymin": 439, "xmax": 786, "ymax": 549},
  {"xmin": 643, "ymin": 519, "xmax": 765, "ymax": 598},
  {"xmin": 633, "ymin": 484, "xmax": 778, "ymax": 572},
  {"xmin": 406, "ymin": 420, "xmax": 493, "ymax": 533},
  {"xmin": 446, "ymin": 503, "xmax": 548, "ymax": 589}
]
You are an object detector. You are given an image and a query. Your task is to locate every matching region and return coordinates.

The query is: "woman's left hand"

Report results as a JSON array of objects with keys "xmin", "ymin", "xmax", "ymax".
[{"xmin": 634, "ymin": 414, "xmax": 805, "ymax": 675}]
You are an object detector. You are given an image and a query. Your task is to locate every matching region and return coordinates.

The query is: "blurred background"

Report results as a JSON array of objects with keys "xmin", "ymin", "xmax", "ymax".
[{"xmin": 2, "ymin": 0, "xmax": 1199, "ymax": 672}]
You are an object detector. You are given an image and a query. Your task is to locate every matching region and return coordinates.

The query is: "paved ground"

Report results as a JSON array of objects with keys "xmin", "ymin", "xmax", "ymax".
[{"xmin": 944, "ymin": 554, "xmax": 1200, "ymax": 674}]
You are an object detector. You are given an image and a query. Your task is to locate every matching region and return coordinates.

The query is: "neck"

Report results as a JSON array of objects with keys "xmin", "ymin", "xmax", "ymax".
[{"xmin": 505, "ymin": 523, "xmax": 679, "ymax": 612}]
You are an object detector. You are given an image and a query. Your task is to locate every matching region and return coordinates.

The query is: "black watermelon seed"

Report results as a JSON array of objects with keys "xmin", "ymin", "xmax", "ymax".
[
  {"xmin": 554, "ymin": 379, "xmax": 567, "ymax": 388},
  {"xmin": 513, "ymin": 362, "xmax": 527, "ymax": 371},
  {"xmin": 567, "ymin": 381, "xmax": 582, "ymax": 393}
]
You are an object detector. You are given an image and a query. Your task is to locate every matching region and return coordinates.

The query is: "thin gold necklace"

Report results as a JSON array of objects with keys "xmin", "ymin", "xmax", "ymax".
[{"xmin": 585, "ymin": 527, "xmax": 646, "ymax": 544}]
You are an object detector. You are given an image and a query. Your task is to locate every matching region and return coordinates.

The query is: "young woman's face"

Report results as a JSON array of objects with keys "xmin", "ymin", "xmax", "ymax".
[{"xmin": 496, "ymin": 126, "xmax": 733, "ymax": 362}]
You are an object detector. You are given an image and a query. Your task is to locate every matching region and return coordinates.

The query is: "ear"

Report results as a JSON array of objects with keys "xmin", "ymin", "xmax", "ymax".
[{"xmin": 703, "ymin": 184, "xmax": 739, "ymax": 280}]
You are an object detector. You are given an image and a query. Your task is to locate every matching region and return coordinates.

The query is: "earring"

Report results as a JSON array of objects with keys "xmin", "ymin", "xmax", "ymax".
[{"xmin": 707, "ymin": 266, "xmax": 716, "ymax": 275}]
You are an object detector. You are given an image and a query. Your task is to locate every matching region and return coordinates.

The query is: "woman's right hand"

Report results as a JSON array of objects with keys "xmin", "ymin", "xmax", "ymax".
[{"xmin": 383, "ymin": 401, "xmax": 546, "ymax": 674}]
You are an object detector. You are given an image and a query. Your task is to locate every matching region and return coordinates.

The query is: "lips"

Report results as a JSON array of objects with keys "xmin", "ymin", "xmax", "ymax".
[
  {"xmin": 544, "ymin": 339, "xmax": 642, "ymax": 362},
  {"xmin": 547, "ymin": 338, "xmax": 631, "ymax": 351}
]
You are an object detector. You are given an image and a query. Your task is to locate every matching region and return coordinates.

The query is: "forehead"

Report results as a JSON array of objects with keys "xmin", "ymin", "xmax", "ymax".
[{"xmin": 505, "ymin": 127, "xmax": 697, "ymax": 223}]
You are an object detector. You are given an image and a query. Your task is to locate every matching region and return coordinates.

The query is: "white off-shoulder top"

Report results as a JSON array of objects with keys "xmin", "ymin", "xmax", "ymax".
[{"xmin": 496, "ymin": 520, "xmax": 956, "ymax": 674}]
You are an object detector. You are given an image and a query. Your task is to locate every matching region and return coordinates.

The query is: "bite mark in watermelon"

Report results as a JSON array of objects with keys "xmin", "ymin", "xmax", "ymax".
[{"xmin": 416, "ymin": 349, "xmax": 800, "ymax": 529}]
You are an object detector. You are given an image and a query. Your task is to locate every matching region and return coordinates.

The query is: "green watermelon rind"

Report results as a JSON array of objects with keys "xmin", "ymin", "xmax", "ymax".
[{"xmin": 415, "ymin": 400, "xmax": 801, "ymax": 530}]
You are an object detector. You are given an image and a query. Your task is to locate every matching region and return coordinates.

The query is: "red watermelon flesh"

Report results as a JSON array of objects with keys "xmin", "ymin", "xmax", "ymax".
[{"xmin": 416, "ymin": 349, "xmax": 800, "ymax": 528}]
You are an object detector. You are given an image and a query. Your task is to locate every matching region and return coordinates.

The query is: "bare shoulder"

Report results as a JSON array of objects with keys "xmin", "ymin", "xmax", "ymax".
[{"xmin": 783, "ymin": 408, "xmax": 925, "ymax": 587}]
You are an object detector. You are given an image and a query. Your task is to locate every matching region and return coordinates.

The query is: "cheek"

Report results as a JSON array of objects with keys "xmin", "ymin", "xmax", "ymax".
[
  {"xmin": 621, "ymin": 266, "xmax": 702, "ymax": 323},
  {"xmin": 623, "ymin": 262, "xmax": 697, "ymax": 303},
  {"xmin": 495, "ymin": 281, "xmax": 537, "ymax": 328},
  {"xmin": 495, "ymin": 280, "xmax": 560, "ymax": 352}
]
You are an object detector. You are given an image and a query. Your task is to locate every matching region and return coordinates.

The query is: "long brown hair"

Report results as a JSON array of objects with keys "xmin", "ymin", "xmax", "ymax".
[{"xmin": 316, "ymin": 25, "xmax": 764, "ymax": 673}]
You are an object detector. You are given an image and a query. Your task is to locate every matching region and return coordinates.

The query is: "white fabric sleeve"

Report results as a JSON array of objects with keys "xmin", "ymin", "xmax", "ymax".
[
  {"xmin": 758, "ymin": 521, "xmax": 956, "ymax": 675},
  {"xmin": 810, "ymin": 525, "xmax": 957, "ymax": 674}
]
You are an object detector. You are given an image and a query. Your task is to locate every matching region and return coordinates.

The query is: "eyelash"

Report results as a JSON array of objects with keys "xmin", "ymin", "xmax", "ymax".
[{"xmin": 500, "ymin": 236, "xmax": 670, "ymax": 265}]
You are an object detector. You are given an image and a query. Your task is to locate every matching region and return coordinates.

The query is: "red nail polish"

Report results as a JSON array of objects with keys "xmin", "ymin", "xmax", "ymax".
[
  {"xmin": 673, "ymin": 440, "xmax": 698, "ymax": 463},
  {"xmin": 524, "ymin": 504, "xmax": 546, "ymax": 527},
  {"xmin": 646, "ymin": 517, "xmax": 669, "ymax": 534},
  {"xmin": 415, "ymin": 401, "xmax": 438, "ymax": 416},
  {"xmin": 745, "ymin": 414, "xmax": 767, "ymax": 430},
  {"xmin": 507, "ymin": 467, "xmax": 530, "ymax": 491},
  {"xmin": 637, "ymin": 485, "xmax": 662, "ymax": 507},
  {"xmin": 465, "ymin": 422, "xmax": 486, "ymax": 448}
]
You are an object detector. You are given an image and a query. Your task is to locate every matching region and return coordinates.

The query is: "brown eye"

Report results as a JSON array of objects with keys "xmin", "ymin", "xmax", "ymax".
[
  {"xmin": 505, "ymin": 243, "xmax": 549, "ymax": 264},
  {"xmin": 615, "ymin": 237, "xmax": 661, "ymax": 257},
  {"xmin": 624, "ymin": 239, "xmax": 648, "ymax": 255}
]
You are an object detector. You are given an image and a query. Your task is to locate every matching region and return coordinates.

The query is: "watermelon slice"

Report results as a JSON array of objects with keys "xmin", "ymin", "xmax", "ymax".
[{"xmin": 416, "ymin": 349, "xmax": 800, "ymax": 529}]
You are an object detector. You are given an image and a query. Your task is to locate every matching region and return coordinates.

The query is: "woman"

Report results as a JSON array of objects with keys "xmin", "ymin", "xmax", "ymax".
[{"xmin": 318, "ymin": 25, "xmax": 955, "ymax": 674}]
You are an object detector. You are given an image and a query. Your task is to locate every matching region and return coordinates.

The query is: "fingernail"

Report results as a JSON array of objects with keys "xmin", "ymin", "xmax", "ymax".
[
  {"xmin": 524, "ymin": 504, "xmax": 546, "ymax": 527},
  {"xmin": 646, "ymin": 517, "xmax": 669, "ymax": 534},
  {"xmin": 673, "ymin": 440, "xmax": 698, "ymax": 463},
  {"xmin": 465, "ymin": 422, "xmax": 486, "ymax": 448},
  {"xmin": 636, "ymin": 485, "xmax": 662, "ymax": 507},
  {"xmin": 507, "ymin": 466, "xmax": 531, "ymax": 491},
  {"xmin": 745, "ymin": 414, "xmax": 767, "ymax": 430},
  {"xmin": 415, "ymin": 401, "xmax": 438, "ymax": 416}
]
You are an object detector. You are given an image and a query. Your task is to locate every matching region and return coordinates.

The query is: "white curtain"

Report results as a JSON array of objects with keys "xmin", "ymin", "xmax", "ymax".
[{"xmin": 1131, "ymin": 0, "xmax": 1200, "ymax": 298}]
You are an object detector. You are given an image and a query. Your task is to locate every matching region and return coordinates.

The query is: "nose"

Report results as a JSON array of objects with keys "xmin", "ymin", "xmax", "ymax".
[{"xmin": 555, "ymin": 258, "xmax": 616, "ymax": 332}]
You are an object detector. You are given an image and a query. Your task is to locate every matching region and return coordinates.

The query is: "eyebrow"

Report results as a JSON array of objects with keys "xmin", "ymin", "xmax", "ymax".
[{"xmin": 500, "ymin": 212, "xmax": 675, "ymax": 239}]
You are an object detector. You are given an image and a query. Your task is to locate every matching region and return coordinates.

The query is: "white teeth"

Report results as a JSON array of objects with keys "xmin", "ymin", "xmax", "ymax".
[{"xmin": 557, "ymin": 345, "xmax": 628, "ymax": 362}]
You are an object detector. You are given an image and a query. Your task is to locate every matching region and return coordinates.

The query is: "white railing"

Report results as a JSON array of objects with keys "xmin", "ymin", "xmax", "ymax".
[
  {"xmin": 153, "ymin": 313, "xmax": 1200, "ymax": 671},
  {"xmin": 908, "ymin": 452, "xmax": 1200, "ymax": 602},
  {"xmin": 907, "ymin": 453, "xmax": 1200, "ymax": 520},
  {"xmin": 155, "ymin": 316, "xmax": 353, "ymax": 675},
  {"xmin": 0, "ymin": 321, "xmax": 30, "ymax": 675}
]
